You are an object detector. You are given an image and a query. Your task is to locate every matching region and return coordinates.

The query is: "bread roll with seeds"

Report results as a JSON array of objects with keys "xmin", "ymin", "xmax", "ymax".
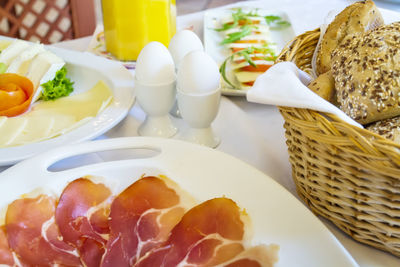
[
  {"xmin": 308, "ymin": 70, "xmax": 338, "ymax": 106},
  {"xmin": 367, "ymin": 116, "xmax": 400, "ymax": 145},
  {"xmin": 316, "ymin": 0, "xmax": 383, "ymax": 75},
  {"xmin": 331, "ymin": 22, "xmax": 400, "ymax": 125}
]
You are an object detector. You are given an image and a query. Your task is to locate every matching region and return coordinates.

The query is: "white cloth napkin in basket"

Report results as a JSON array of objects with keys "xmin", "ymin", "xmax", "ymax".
[{"xmin": 246, "ymin": 62, "xmax": 363, "ymax": 128}]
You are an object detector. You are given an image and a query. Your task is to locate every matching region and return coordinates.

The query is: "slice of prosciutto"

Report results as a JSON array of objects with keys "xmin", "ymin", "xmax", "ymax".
[
  {"xmin": 135, "ymin": 197, "xmax": 250, "ymax": 267},
  {"xmin": 5, "ymin": 195, "xmax": 81, "ymax": 266},
  {"xmin": 101, "ymin": 176, "xmax": 195, "ymax": 267},
  {"xmin": 55, "ymin": 177, "xmax": 113, "ymax": 267},
  {"xmin": 0, "ymin": 225, "xmax": 14, "ymax": 266},
  {"xmin": 221, "ymin": 245, "xmax": 279, "ymax": 267}
]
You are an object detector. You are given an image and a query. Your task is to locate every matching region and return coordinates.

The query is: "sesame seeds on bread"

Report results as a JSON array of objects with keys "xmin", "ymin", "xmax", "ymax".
[
  {"xmin": 331, "ymin": 22, "xmax": 400, "ymax": 125},
  {"xmin": 367, "ymin": 116, "xmax": 400, "ymax": 144},
  {"xmin": 316, "ymin": 0, "xmax": 383, "ymax": 75}
]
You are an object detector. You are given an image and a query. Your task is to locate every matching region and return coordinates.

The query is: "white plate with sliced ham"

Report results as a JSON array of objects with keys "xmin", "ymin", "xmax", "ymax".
[
  {"xmin": 204, "ymin": 7, "xmax": 295, "ymax": 96},
  {"xmin": 0, "ymin": 137, "xmax": 357, "ymax": 267},
  {"xmin": 0, "ymin": 36, "xmax": 135, "ymax": 166}
]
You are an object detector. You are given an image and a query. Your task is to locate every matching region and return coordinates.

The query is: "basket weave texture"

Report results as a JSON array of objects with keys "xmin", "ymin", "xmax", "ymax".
[{"xmin": 276, "ymin": 28, "xmax": 400, "ymax": 257}]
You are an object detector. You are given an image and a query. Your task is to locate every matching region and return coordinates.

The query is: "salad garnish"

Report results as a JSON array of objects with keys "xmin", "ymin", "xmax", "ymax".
[
  {"xmin": 40, "ymin": 67, "xmax": 74, "ymax": 101},
  {"xmin": 214, "ymin": 8, "xmax": 260, "ymax": 32},
  {"xmin": 265, "ymin": 15, "xmax": 291, "ymax": 29},
  {"xmin": 220, "ymin": 25, "xmax": 253, "ymax": 45},
  {"xmin": 215, "ymin": 9, "xmax": 290, "ymax": 32},
  {"xmin": 214, "ymin": 8, "xmax": 290, "ymax": 90},
  {"xmin": 219, "ymin": 46, "xmax": 277, "ymax": 89}
]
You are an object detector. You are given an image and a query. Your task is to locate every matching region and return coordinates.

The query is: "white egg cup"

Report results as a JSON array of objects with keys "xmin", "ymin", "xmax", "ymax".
[
  {"xmin": 170, "ymin": 68, "xmax": 181, "ymax": 118},
  {"xmin": 135, "ymin": 77, "xmax": 177, "ymax": 138},
  {"xmin": 177, "ymin": 87, "xmax": 221, "ymax": 148},
  {"xmin": 170, "ymin": 99, "xmax": 182, "ymax": 118}
]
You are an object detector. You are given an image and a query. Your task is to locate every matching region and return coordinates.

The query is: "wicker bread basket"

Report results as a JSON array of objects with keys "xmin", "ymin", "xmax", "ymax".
[{"xmin": 276, "ymin": 28, "xmax": 400, "ymax": 257}]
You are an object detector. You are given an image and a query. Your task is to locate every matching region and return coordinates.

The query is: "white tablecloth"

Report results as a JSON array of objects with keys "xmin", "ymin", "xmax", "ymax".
[{"xmin": 4, "ymin": 0, "xmax": 400, "ymax": 266}]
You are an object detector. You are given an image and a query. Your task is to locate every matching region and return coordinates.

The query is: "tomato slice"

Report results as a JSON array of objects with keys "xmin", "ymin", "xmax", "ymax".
[
  {"xmin": 242, "ymin": 81, "xmax": 254, "ymax": 86},
  {"xmin": 227, "ymin": 20, "xmax": 260, "ymax": 26},
  {"xmin": 0, "ymin": 73, "xmax": 34, "ymax": 117},
  {"xmin": 239, "ymin": 64, "xmax": 272, "ymax": 72},
  {"xmin": 231, "ymin": 47, "xmax": 244, "ymax": 53},
  {"xmin": 234, "ymin": 57, "xmax": 264, "ymax": 64},
  {"xmin": 233, "ymin": 39, "xmax": 265, "ymax": 44}
]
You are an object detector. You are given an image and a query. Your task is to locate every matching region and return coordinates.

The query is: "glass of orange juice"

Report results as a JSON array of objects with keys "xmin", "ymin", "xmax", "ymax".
[{"xmin": 101, "ymin": 0, "xmax": 177, "ymax": 61}]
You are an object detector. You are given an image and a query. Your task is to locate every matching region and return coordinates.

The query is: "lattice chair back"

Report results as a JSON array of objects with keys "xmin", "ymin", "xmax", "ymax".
[{"xmin": 0, "ymin": 0, "xmax": 96, "ymax": 44}]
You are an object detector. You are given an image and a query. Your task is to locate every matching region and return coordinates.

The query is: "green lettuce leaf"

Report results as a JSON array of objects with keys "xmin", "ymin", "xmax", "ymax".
[{"xmin": 40, "ymin": 67, "xmax": 74, "ymax": 101}]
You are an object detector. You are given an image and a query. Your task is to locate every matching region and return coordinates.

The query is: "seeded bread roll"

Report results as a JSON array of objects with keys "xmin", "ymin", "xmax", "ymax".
[
  {"xmin": 367, "ymin": 116, "xmax": 400, "ymax": 144},
  {"xmin": 316, "ymin": 0, "xmax": 383, "ymax": 75},
  {"xmin": 308, "ymin": 70, "xmax": 338, "ymax": 106},
  {"xmin": 331, "ymin": 22, "xmax": 400, "ymax": 125}
]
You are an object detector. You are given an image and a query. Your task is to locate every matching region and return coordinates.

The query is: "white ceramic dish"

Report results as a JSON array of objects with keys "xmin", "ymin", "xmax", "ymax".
[
  {"xmin": 0, "ymin": 36, "xmax": 135, "ymax": 166},
  {"xmin": 204, "ymin": 8, "xmax": 295, "ymax": 97},
  {"xmin": 0, "ymin": 137, "xmax": 358, "ymax": 267}
]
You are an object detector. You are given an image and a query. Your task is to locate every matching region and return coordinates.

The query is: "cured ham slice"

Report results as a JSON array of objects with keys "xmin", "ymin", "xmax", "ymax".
[
  {"xmin": 5, "ymin": 195, "xmax": 81, "ymax": 266},
  {"xmin": 0, "ymin": 225, "xmax": 14, "ymax": 266},
  {"xmin": 221, "ymin": 245, "xmax": 279, "ymax": 267},
  {"xmin": 0, "ymin": 175, "xmax": 280, "ymax": 266},
  {"xmin": 55, "ymin": 177, "xmax": 113, "ymax": 267},
  {"xmin": 101, "ymin": 176, "xmax": 195, "ymax": 267},
  {"xmin": 136, "ymin": 197, "xmax": 251, "ymax": 267}
]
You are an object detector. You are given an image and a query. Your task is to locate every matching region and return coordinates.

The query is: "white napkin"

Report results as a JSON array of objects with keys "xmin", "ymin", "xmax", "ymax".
[
  {"xmin": 310, "ymin": 8, "xmax": 341, "ymax": 78},
  {"xmin": 246, "ymin": 62, "xmax": 363, "ymax": 128}
]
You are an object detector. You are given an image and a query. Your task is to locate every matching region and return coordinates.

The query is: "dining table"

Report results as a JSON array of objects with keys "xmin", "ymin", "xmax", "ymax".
[{"xmin": 1, "ymin": 0, "xmax": 400, "ymax": 266}]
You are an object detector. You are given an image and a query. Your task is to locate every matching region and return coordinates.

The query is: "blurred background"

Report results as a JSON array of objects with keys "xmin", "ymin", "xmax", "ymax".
[
  {"xmin": 0, "ymin": 0, "xmax": 245, "ymax": 44},
  {"xmin": 1, "ymin": 0, "xmax": 399, "ymax": 44},
  {"xmin": 93, "ymin": 0, "xmax": 400, "ymax": 23},
  {"xmin": 94, "ymin": 0, "xmax": 246, "ymax": 23}
]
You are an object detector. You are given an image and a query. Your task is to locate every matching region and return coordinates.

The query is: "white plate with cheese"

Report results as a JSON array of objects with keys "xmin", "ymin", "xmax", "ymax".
[
  {"xmin": 0, "ymin": 36, "xmax": 135, "ymax": 166},
  {"xmin": 204, "ymin": 7, "xmax": 295, "ymax": 96}
]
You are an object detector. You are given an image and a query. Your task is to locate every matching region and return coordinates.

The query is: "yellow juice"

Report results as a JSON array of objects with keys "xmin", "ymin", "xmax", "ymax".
[{"xmin": 102, "ymin": 0, "xmax": 176, "ymax": 61}]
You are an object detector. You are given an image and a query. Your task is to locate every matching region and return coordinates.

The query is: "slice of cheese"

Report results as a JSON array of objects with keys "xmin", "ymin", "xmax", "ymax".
[
  {"xmin": 55, "ymin": 117, "xmax": 93, "ymax": 137},
  {"xmin": 0, "ymin": 80, "xmax": 113, "ymax": 147},
  {"xmin": 6, "ymin": 43, "xmax": 46, "ymax": 75},
  {"xmin": 0, "ymin": 40, "xmax": 30, "ymax": 66},
  {"xmin": 220, "ymin": 15, "xmax": 263, "ymax": 25},
  {"xmin": 224, "ymin": 25, "xmax": 270, "ymax": 36},
  {"xmin": 47, "ymin": 114, "xmax": 77, "ymax": 137},
  {"xmin": 232, "ymin": 60, "xmax": 274, "ymax": 70},
  {"xmin": 240, "ymin": 84, "xmax": 252, "ymax": 90},
  {"xmin": 240, "ymin": 34, "xmax": 270, "ymax": 41},
  {"xmin": 0, "ymin": 40, "xmax": 11, "ymax": 51},
  {"xmin": 226, "ymin": 43, "xmax": 266, "ymax": 49},
  {"xmin": 233, "ymin": 53, "xmax": 270, "ymax": 61},
  {"xmin": 234, "ymin": 71, "xmax": 264, "ymax": 83},
  {"xmin": 0, "ymin": 117, "xmax": 28, "ymax": 146},
  {"xmin": 31, "ymin": 81, "xmax": 113, "ymax": 120},
  {"xmin": 26, "ymin": 50, "xmax": 65, "ymax": 102},
  {"xmin": 11, "ymin": 115, "xmax": 55, "ymax": 145},
  {"xmin": 0, "ymin": 117, "xmax": 6, "ymax": 128}
]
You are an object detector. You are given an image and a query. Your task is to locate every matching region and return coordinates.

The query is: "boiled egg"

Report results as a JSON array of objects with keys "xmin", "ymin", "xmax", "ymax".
[
  {"xmin": 177, "ymin": 50, "xmax": 220, "ymax": 95},
  {"xmin": 168, "ymin": 30, "xmax": 204, "ymax": 68},
  {"xmin": 135, "ymin": 41, "xmax": 175, "ymax": 85}
]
